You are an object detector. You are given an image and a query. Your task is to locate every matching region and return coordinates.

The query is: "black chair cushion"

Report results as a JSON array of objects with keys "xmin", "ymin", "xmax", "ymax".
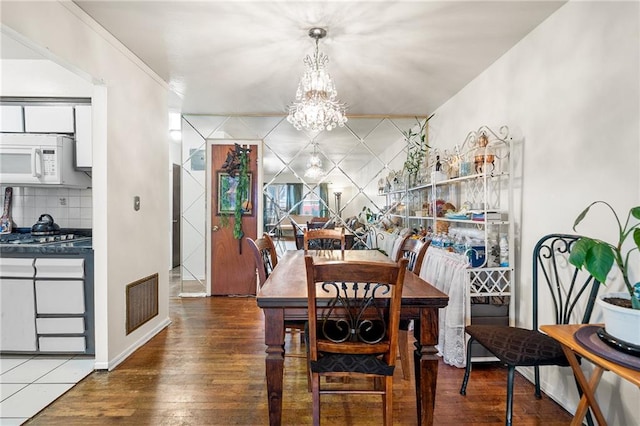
[
  {"xmin": 311, "ymin": 353, "xmax": 395, "ymax": 376},
  {"xmin": 465, "ymin": 325, "xmax": 569, "ymax": 367}
]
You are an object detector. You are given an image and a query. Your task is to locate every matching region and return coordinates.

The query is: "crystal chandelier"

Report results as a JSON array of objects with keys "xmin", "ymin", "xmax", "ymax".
[
  {"xmin": 304, "ymin": 142, "xmax": 325, "ymax": 179},
  {"xmin": 287, "ymin": 27, "xmax": 347, "ymax": 133}
]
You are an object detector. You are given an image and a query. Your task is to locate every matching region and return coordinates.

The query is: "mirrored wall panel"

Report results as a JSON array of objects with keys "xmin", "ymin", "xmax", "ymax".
[{"xmin": 180, "ymin": 114, "xmax": 427, "ymax": 293}]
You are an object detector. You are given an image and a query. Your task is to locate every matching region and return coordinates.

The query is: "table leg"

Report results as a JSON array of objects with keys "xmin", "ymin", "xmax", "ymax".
[
  {"xmin": 414, "ymin": 308, "xmax": 440, "ymax": 426},
  {"xmin": 264, "ymin": 308, "xmax": 285, "ymax": 426},
  {"xmin": 560, "ymin": 345, "xmax": 607, "ymax": 426}
]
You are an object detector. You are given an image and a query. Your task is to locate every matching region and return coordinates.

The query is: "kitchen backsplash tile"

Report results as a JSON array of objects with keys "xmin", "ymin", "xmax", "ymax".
[{"xmin": 1, "ymin": 185, "xmax": 92, "ymax": 229}]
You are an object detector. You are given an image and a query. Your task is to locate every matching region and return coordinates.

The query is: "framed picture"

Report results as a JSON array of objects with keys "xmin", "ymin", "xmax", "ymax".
[{"xmin": 217, "ymin": 171, "xmax": 253, "ymax": 216}]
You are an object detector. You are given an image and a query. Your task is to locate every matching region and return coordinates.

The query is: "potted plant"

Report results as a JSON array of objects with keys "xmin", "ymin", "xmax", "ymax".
[
  {"xmin": 403, "ymin": 117, "xmax": 430, "ymax": 186},
  {"xmin": 569, "ymin": 201, "xmax": 640, "ymax": 346}
]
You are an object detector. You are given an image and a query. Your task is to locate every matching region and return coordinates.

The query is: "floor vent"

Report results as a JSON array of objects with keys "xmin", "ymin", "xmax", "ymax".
[{"xmin": 126, "ymin": 273, "xmax": 159, "ymax": 334}]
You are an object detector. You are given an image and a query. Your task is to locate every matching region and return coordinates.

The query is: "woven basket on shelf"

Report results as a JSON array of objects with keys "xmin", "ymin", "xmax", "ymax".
[{"xmin": 435, "ymin": 221, "xmax": 450, "ymax": 234}]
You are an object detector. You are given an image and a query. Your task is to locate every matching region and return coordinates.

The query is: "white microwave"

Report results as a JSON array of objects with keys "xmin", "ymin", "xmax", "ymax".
[{"xmin": 0, "ymin": 134, "xmax": 91, "ymax": 188}]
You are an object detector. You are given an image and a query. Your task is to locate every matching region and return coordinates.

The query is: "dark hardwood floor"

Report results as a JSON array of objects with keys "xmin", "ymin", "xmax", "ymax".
[{"xmin": 27, "ymin": 297, "xmax": 574, "ymax": 425}]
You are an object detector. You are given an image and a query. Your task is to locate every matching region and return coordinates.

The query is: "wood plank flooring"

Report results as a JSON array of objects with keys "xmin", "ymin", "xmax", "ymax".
[{"xmin": 26, "ymin": 297, "xmax": 574, "ymax": 425}]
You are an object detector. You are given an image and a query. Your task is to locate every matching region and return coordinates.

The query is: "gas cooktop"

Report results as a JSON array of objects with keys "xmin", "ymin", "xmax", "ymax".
[{"xmin": 0, "ymin": 229, "xmax": 92, "ymax": 246}]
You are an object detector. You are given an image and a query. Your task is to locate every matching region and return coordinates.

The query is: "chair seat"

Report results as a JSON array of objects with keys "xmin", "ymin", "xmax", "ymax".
[
  {"xmin": 465, "ymin": 325, "xmax": 569, "ymax": 366},
  {"xmin": 311, "ymin": 353, "xmax": 395, "ymax": 376}
]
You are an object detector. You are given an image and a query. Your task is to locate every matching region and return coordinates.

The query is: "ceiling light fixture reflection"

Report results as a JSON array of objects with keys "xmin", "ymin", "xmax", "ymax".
[
  {"xmin": 287, "ymin": 27, "xmax": 347, "ymax": 133},
  {"xmin": 304, "ymin": 142, "xmax": 325, "ymax": 179}
]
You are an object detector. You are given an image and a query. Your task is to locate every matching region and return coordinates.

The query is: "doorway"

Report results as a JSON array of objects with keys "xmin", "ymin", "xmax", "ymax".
[
  {"xmin": 172, "ymin": 163, "xmax": 181, "ymax": 269},
  {"xmin": 206, "ymin": 140, "xmax": 262, "ymax": 295}
]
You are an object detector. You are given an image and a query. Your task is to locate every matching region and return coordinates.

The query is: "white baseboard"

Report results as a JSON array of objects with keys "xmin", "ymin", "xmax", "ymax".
[{"xmin": 93, "ymin": 317, "xmax": 172, "ymax": 371}]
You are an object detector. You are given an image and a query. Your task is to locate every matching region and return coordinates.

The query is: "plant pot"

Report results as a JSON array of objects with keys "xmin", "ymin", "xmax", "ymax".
[{"xmin": 596, "ymin": 292, "xmax": 640, "ymax": 347}]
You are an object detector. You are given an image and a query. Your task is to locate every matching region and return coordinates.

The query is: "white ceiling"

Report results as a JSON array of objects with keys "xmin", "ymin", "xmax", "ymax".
[{"xmin": 73, "ymin": 0, "xmax": 566, "ymax": 116}]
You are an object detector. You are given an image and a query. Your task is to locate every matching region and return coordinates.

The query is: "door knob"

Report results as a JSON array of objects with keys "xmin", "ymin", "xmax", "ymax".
[{"xmin": 212, "ymin": 225, "xmax": 219, "ymax": 232}]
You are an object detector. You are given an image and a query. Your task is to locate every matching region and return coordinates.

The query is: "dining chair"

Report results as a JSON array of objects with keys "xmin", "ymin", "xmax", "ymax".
[
  {"xmin": 394, "ymin": 235, "xmax": 432, "ymax": 380},
  {"xmin": 290, "ymin": 219, "xmax": 305, "ymax": 249},
  {"xmin": 459, "ymin": 234, "xmax": 601, "ymax": 426},
  {"xmin": 247, "ymin": 233, "xmax": 306, "ymax": 350},
  {"xmin": 307, "ymin": 221, "xmax": 336, "ymax": 230},
  {"xmin": 307, "ymin": 216, "xmax": 335, "ymax": 230},
  {"xmin": 303, "ymin": 227, "xmax": 345, "ymax": 252},
  {"xmin": 304, "ymin": 255, "xmax": 409, "ymax": 426},
  {"xmin": 247, "ymin": 233, "xmax": 278, "ymax": 288}
]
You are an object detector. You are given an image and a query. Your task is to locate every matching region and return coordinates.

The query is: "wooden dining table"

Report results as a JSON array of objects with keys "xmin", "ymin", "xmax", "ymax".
[{"xmin": 256, "ymin": 249, "xmax": 449, "ymax": 425}]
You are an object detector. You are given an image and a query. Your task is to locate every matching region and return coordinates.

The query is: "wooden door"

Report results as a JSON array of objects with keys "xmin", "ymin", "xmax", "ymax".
[{"xmin": 210, "ymin": 143, "xmax": 259, "ymax": 295}]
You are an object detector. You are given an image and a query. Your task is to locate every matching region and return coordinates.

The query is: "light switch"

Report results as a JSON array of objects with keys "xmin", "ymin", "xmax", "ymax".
[{"xmin": 134, "ymin": 196, "xmax": 141, "ymax": 211}]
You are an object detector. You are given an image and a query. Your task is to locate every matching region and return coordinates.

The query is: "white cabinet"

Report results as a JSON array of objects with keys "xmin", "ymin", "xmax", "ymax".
[
  {"xmin": 0, "ymin": 256, "xmax": 88, "ymax": 354},
  {"xmin": 0, "ymin": 105, "xmax": 24, "ymax": 132},
  {"xmin": 0, "ymin": 257, "xmax": 35, "ymax": 277},
  {"xmin": 35, "ymin": 258, "xmax": 85, "ymax": 279},
  {"xmin": 74, "ymin": 105, "xmax": 92, "ymax": 169},
  {"xmin": 24, "ymin": 105, "xmax": 75, "ymax": 133},
  {"xmin": 0, "ymin": 258, "xmax": 36, "ymax": 352},
  {"xmin": 34, "ymin": 258, "xmax": 86, "ymax": 352},
  {"xmin": 0, "ymin": 278, "xmax": 37, "ymax": 351},
  {"xmin": 35, "ymin": 281, "xmax": 85, "ymax": 314}
]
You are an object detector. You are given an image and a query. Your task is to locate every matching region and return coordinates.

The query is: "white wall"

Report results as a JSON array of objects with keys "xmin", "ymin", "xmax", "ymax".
[
  {"xmin": 428, "ymin": 1, "xmax": 639, "ymax": 423},
  {"xmin": 1, "ymin": 2, "xmax": 171, "ymax": 369},
  {"xmin": 1, "ymin": 59, "xmax": 94, "ymax": 96}
]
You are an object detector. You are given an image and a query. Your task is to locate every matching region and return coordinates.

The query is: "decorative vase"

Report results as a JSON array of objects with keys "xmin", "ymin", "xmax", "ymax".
[{"xmin": 596, "ymin": 292, "xmax": 640, "ymax": 347}]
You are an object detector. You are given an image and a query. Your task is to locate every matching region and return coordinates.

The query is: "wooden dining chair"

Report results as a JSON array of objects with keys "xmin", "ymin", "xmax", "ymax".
[
  {"xmin": 307, "ymin": 217, "xmax": 335, "ymax": 230},
  {"xmin": 289, "ymin": 219, "xmax": 305, "ymax": 249},
  {"xmin": 303, "ymin": 227, "xmax": 345, "ymax": 252},
  {"xmin": 247, "ymin": 233, "xmax": 306, "ymax": 350},
  {"xmin": 394, "ymin": 235, "xmax": 432, "ymax": 380},
  {"xmin": 247, "ymin": 233, "xmax": 278, "ymax": 289},
  {"xmin": 459, "ymin": 234, "xmax": 601, "ymax": 426},
  {"xmin": 304, "ymin": 255, "xmax": 409, "ymax": 426}
]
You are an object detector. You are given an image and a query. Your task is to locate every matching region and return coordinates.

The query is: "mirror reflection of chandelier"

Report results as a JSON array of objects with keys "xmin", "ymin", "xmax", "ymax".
[
  {"xmin": 304, "ymin": 141, "xmax": 325, "ymax": 179},
  {"xmin": 287, "ymin": 27, "xmax": 348, "ymax": 133}
]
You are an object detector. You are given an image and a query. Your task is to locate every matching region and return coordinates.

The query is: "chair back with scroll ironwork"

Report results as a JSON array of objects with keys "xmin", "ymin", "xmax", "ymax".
[
  {"xmin": 460, "ymin": 234, "xmax": 601, "ymax": 426},
  {"xmin": 304, "ymin": 255, "xmax": 408, "ymax": 426},
  {"xmin": 304, "ymin": 227, "xmax": 345, "ymax": 252}
]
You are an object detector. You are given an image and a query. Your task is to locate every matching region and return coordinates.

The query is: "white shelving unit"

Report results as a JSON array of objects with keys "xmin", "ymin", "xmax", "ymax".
[{"xmin": 383, "ymin": 125, "xmax": 515, "ymax": 363}]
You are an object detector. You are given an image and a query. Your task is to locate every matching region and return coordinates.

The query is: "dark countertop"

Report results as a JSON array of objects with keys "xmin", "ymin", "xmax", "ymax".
[{"xmin": 0, "ymin": 228, "xmax": 93, "ymax": 255}]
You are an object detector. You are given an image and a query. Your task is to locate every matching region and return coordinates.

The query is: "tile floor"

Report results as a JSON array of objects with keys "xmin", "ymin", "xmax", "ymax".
[{"xmin": 0, "ymin": 355, "xmax": 94, "ymax": 425}]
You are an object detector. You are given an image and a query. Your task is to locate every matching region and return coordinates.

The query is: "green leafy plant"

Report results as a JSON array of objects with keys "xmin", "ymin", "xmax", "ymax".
[
  {"xmin": 403, "ymin": 118, "xmax": 429, "ymax": 182},
  {"xmin": 569, "ymin": 201, "xmax": 640, "ymax": 310},
  {"xmin": 221, "ymin": 144, "xmax": 252, "ymax": 242}
]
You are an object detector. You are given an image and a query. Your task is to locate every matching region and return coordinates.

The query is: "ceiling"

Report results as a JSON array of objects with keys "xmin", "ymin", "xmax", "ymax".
[{"xmin": 72, "ymin": 0, "xmax": 566, "ymax": 116}]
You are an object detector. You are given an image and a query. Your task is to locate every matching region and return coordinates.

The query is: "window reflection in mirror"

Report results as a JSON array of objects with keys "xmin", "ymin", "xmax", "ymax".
[{"xmin": 261, "ymin": 116, "xmax": 428, "ymax": 249}]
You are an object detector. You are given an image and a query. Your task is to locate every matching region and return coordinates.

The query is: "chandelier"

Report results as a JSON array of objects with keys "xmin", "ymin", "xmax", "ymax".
[
  {"xmin": 304, "ymin": 142, "xmax": 325, "ymax": 179},
  {"xmin": 287, "ymin": 27, "xmax": 347, "ymax": 133}
]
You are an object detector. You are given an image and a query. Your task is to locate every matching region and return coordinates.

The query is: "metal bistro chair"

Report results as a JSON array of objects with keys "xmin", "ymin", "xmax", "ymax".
[
  {"xmin": 247, "ymin": 233, "xmax": 306, "ymax": 351},
  {"xmin": 304, "ymin": 227, "xmax": 345, "ymax": 252},
  {"xmin": 304, "ymin": 255, "xmax": 409, "ymax": 426},
  {"xmin": 459, "ymin": 234, "xmax": 601, "ymax": 426},
  {"xmin": 394, "ymin": 235, "xmax": 431, "ymax": 380}
]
